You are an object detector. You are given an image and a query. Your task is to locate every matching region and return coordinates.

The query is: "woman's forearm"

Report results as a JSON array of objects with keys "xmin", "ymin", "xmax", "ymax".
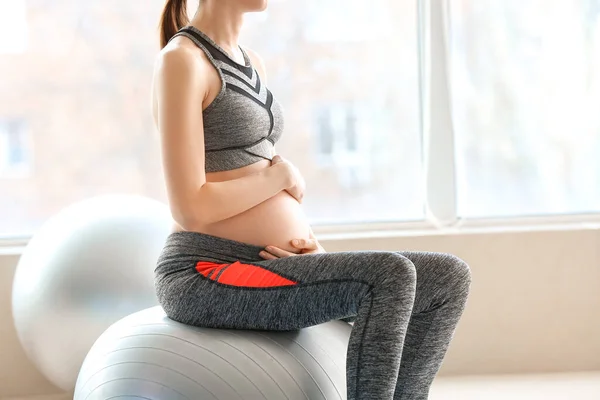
[{"xmin": 177, "ymin": 164, "xmax": 287, "ymax": 228}]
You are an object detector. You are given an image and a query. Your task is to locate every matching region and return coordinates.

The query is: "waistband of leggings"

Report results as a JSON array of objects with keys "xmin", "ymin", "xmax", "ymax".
[{"xmin": 165, "ymin": 230, "xmax": 266, "ymax": 261}]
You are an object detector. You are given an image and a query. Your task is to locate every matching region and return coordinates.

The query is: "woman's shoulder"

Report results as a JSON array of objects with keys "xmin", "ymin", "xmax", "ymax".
[
  {"xmin": 159, "ymin": 36, "xmax": 210, "ymax": 61},
  {"xmin": 154, "ymin": 37, "xmax": 215, "ymax": 77}
]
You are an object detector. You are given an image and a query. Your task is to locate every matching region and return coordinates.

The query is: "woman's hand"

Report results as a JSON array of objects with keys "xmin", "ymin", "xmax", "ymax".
[
  {"xmin": 271, "ymin": 155, "xmax": 306, "ymax": 203},
  {"xmin": 259, "ymin": 238, "xmax": 327, "ymax": 259}
]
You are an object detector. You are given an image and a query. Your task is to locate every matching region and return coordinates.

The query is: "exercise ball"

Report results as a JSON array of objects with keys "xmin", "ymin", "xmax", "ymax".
[
  {"xmin": 75, "ymin": 306, "xmax": 351, "ymax": 400},
  {"xmin": 12, "ymin": 194, "xmax": 173, "ymax": 392}
]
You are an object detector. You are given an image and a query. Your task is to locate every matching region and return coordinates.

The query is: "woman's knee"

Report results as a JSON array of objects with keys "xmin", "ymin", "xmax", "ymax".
[
  {"xmin": 376, "ymin": 252, "xmax": 417, "ymax": 289},
  {"xmin": 442, "ymin": 254, "xmax": 472, "ymax": 297}
]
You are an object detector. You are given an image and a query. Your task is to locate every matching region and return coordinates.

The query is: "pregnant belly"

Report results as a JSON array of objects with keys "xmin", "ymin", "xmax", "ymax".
[{"xmin": 194, "ymin": 190, "xmax": 311, "ymax": 254}]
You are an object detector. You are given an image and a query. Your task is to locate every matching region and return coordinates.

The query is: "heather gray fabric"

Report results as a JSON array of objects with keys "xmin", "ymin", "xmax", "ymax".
[
  {"xmin": 169, "ymin": 26, "xmax": 285, "ymax": 172},
  {"xmin": 155, "ymin": 231, "xmax": 472, "ymax": 399}
]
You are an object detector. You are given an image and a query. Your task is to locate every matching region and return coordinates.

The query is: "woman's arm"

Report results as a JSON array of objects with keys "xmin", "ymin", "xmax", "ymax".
[{"xmin": 155, "ymin": 45, "xmax": 290, "ymax": 229}]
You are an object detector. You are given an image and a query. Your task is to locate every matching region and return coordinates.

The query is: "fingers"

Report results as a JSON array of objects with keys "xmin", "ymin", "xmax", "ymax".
[
  {"xmin": 295, "ymin": 187, "xmax": 304, "ymax": 203},
  {"xmin": 261, "ymin": 245, "xmax": 296, "ymax": 259},
  {"xmin": 259, "ymin": 250, "xmax": 278, "ymax": 260},
  {"xmin": 259, "ymin": 240, "xmax": 321, "ymax": 261},
  {"xmin": 284, "ymin": 187, "xmax": 303, "ymax": 203},
  {"xmin": 292, "ymin": 186, "xmax": 305, "ymax": 203},
  {"xmin": 291, "ymin": 238, "xmax": 317, "ymax": 249},
  {"xmin": 293, "ymin": 192, "xmax": 304, "ymax": 203}
]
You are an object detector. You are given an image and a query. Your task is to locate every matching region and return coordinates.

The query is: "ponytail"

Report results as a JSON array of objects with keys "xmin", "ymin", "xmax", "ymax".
[{"xmin": 160, "ymin": 0, "xmax": 190, "ymax": 49}]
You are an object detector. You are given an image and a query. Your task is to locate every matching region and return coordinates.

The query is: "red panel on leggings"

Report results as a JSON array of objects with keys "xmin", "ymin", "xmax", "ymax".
[{"xmin": 196, "ymin": 261, "xmax": 297, "ymax": 287}]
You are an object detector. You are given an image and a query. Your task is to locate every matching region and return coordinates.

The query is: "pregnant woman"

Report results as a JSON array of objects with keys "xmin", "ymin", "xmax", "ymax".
[{"xmin": 152, "ymin": 0, "xmax": 472, "ymax": 399}]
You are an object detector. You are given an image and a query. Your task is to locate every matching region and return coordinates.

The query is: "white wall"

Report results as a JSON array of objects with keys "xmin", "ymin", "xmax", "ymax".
[{"xmin": 1, "ymin": 227, "xmax": 599, "ymax": 399}]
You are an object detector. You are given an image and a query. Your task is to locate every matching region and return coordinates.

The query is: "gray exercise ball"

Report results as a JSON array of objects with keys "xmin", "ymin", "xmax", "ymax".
[
  {"xmin": 12, "ymin": 194, "xmax": 172, "ymax": 391},
  {"xmin": 75, "ymin": 306, "xmax": 351, "ymax": 400}
]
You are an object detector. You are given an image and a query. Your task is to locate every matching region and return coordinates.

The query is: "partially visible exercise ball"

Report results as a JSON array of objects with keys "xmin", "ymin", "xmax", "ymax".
[
  {"xmin": 12, "ymin": 194, "xmax": 173, "ymax": 392},
  {"xmin": 75, "ymin": 306, "xmax": 351, "ymax": 400}
]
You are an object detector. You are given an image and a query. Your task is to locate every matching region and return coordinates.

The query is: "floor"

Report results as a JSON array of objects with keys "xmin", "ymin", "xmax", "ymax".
[
  {"xmin": 429, "ymin": 371, "xmax": 600, "ymax": 400},
  {"xmin": 6, "ymin": 372, "xmax": 600, "ymax": 399}
]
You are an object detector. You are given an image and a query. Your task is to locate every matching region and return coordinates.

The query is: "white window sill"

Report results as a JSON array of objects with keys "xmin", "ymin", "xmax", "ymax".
[{"xmin": 1, "ymin": 214, "xmax": 599, "ymax": 256}]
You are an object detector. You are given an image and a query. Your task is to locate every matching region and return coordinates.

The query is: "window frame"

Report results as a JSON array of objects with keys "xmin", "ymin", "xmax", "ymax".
[{"xmin": 313, "ymin": 0, "xmax": 600, "ymax": 237}]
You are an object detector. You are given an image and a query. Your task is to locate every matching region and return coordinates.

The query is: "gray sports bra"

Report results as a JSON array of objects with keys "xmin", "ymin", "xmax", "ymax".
[{"xmin": 170, "ymin": 26, "xmax": 284, "ymax": 172}]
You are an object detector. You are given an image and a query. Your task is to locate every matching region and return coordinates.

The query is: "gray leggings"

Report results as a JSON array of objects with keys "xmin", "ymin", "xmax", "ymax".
[{"xmin": 155, "ymin": 231, "xmax": 471, "ymax": 400}]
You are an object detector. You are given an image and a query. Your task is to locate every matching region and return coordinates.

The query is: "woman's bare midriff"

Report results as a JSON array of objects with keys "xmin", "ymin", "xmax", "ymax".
[{"xmin": 172, "ymin": 159, "xmax": 311, "ymax": 254}]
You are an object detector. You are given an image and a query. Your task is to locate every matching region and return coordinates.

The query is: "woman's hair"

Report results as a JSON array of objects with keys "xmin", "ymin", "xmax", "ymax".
[{"xmin": 160, "ymin": 0, "xmax": 190, "ymax": 49}]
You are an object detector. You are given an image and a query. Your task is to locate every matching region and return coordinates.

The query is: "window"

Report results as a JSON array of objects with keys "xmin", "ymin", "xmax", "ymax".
[
  {"xmin": 314, "ymin": 103, "xmax": 372, "ymax": 191},
  {"xmin": 2, "ymin": 1, "xmax": 598, "ymax": 240},
  {"xmin": 302, "ymin": 0, "xmax": 394, "ymax": 43},
  {"xmin": 243, "ymin": 0, "xmax": 423, "ymax": 224},
  {"xmin": 0, "ymin": 0, "xmax": 422, "ymax": 237},
  {"xmin": 449, "ymin": 0, "xmax": 600, "ymax": 217},
  {"xmin": 0, "ymin": 0, "xmax": 28, "ymax": 54},
  {"xmin": 0, "ymin": 119, "xmax": 30, "ymax": 177},
  {"xmin": 315, "ymin": 104, "xmax": 360, "ymax": 158}
]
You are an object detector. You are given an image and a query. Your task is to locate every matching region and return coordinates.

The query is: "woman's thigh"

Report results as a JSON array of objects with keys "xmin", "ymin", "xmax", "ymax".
[{"xmin": 157, "ymin": 250, "xmax": 417, "ymax": 330}]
